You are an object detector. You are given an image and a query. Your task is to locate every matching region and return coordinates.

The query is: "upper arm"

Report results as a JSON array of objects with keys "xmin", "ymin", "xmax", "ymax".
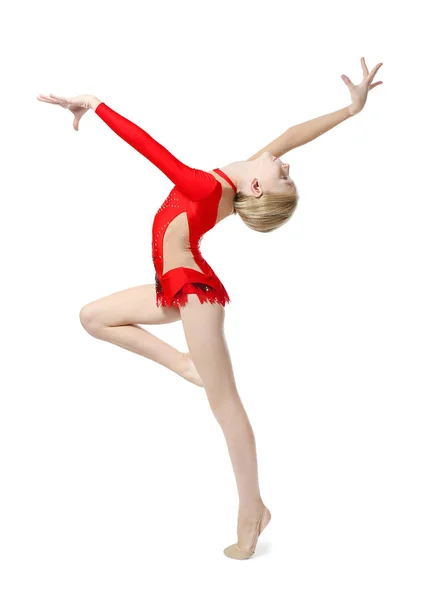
[{"xmin": 245, "ymin": 128, "xmax": 294, "ymax": 161}]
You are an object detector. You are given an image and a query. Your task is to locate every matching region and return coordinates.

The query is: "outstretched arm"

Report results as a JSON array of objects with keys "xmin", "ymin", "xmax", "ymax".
[
  {"xmin": 246, "ymin": 105, "xmax": 353, "ymax": 161},
  {"xmin": 246, "ymin": 57, "xmax": 383, "ymax": 161},
  {"xmin": 91, "ymin": 98, "xmax": 217, "ymax": 202},
  {"xmin": 35, "ymin": 92, "xmax": 218, "ymax": 202}
]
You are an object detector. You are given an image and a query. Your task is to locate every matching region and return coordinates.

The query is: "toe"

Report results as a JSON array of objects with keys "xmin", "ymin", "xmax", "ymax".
[{"xmin": 223, "ymin": 543, "xmax": 254, "ymax": 560}]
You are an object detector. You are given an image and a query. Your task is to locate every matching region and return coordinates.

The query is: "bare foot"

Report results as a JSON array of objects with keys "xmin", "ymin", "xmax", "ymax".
[
  {"xmin": 236, "ymin": 502, "xmax": 272, "ymax": 553},
  {"xmin": 179, "ymin": 352, "xmax": 204, "ymax": 387}
]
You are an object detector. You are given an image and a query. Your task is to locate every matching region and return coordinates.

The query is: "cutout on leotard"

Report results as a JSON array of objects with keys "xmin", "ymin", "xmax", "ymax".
[{"xmin": 162, "ymin": 212, "xmax": 204, "ymax": 276}]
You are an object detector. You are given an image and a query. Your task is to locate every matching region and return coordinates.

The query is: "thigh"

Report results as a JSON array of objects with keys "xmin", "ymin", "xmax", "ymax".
[
  {"xmin": 80, "ymin": 283, "xmax": 182, "ymax": 327},
  {"xmin": 179, "ymin": 294, "xmax": 238, "ymax": 399}
]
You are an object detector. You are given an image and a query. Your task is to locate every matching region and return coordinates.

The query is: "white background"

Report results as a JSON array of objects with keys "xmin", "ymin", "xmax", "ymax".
[{"xmin": 1, "ymin": 0, "xmax": 423, "ymax": 598}]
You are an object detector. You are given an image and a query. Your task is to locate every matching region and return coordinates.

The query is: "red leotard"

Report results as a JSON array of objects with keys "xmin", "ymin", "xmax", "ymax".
[{"xmin": 95, "ymin": 102, "xmax": 236, "ymax": 308}]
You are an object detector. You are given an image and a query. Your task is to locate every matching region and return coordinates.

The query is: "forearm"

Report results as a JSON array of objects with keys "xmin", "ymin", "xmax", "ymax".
[{"xmin": 284, "ymin": 104, "xmax": 355, "ymax": 152}]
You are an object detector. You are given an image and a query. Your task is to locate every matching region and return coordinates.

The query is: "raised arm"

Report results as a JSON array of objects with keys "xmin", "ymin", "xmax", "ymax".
[
  {"xmin": 91, "ymin": 98, "xmax": 218, "ymax": 202},
  {"xmin": 246, "ymin": 105, "xmax": 354, "ymax": 161},
  {"xmin": 246, "ymin": 57, "xmax": 383, "ymax": 161}
]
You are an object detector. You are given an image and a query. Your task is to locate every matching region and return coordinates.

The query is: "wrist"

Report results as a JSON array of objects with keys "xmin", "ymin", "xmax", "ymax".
[
  {"xmin": 348, "ymin": 104, "xmax": 362, "ymax": 117},
  {"xmin": 89, "ymin": 96, "xmax": 102, "ymax": 111}
]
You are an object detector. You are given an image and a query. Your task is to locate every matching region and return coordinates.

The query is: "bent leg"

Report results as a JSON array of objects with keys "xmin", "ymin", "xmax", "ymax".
[{"xmin": 79, "ymin": 283, "xmax": 201, "ymax": 385}]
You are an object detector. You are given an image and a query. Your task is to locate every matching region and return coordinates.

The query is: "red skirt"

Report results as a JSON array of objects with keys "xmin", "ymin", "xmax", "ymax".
[{"xmin": 155, "ymin": 268, "xmax": 231, "ymax": 308}]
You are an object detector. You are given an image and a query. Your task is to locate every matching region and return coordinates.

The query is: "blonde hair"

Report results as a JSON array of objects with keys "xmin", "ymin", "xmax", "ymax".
[{"xmin": 233, "ymin": 185, "xmax": 299, "ymax": 233}]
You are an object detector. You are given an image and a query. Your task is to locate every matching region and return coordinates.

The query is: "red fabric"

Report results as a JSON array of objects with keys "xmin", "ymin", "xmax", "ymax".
[
  {"xmin": 213, "ymin": 168, "xmax": 237, "ymax": 193},
  {"xmin": 95, "ymin": 103, "xmax": 236, "ymax": 308}
]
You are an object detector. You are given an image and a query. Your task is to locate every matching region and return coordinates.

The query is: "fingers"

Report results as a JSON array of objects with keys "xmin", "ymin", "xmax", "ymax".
[
  {"xmin": 368, "ymin": 62, "xmax": 383, "ymax": 82},
  {"xmin": 358, "ymin": 57, "xmax": 383, "ymax": 84},
  {"xmin": 36, "ymin": 94, "xmax": 59, "ymax": 104},
  {"xmin": 341, "ymin": 74, "xmax": 353, "ymax": 88},
  {"xmin": 36, "ymin": 93, "xmax": 71, "ymax": 106},
  {"xmin": 36, "ymin": 93, "xmax": 62, "ymax": 105},
  {"xmin": 361, "ymin": 56, "xmax": 369, "ymax": 77},
  {"xmin": 50, "ymin": 93, "xmax": 68, "ymax": 101}
]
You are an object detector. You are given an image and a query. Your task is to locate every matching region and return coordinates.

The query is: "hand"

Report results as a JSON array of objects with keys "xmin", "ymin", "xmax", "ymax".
[
  {"xmin": 341, "ymin": 57, "xmax": 383, "ymax": 116},
  {"xmin": 36, "ymin": 93, "xmax": 94, "ymax": 131}
]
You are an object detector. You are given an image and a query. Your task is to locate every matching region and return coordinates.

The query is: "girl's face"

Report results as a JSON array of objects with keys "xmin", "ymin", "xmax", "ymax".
[{"xmin": 254, "ymin": 151, "xmax": 296, "ymax": 196}]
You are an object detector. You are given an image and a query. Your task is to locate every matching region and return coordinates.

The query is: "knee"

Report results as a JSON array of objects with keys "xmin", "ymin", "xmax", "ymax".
[
  {"xmin": 79, "ymin": 303, "xmax": 104, "ymax": 338},
  {"xmin": 206, "ymin": 388, "xmax": 241, "ymax": 421}
]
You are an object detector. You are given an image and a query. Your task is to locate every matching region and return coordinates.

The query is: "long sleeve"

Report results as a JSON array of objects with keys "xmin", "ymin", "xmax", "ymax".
[{"xmin": 94, "ymin": 102, "xmax": 219, "ymax": 202}]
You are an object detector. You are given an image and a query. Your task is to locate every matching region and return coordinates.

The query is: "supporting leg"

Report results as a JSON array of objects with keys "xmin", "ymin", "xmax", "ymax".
[{"xmin": 179, "ymin": 295, "xmax": 272, "ymax": 557}]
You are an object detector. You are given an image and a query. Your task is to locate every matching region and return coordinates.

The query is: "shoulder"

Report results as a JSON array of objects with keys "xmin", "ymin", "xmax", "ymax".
[
  {"xmin": 207, "ymin": 169, "xmax": 235, "ymax": 193},
  {"xmin": 207, "ymin": 170, "xmax": 236, "ymax": 219}
]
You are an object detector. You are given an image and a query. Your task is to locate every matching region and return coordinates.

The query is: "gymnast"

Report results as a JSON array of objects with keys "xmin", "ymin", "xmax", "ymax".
[{"xmin": 37, "ymin": 56, "xmax": 383, "ymax": 559}]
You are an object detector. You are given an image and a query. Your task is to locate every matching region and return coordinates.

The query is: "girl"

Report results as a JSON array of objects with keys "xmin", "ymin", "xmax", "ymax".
[{"xmin": 37, "ymin": 57, "xmax": 383, "ymax": 559}]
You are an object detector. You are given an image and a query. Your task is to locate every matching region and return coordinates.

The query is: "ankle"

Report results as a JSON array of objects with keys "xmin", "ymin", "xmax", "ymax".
[{"xmin": 238, "ymin": 498, "xmax": 265, "ymax": 518}]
